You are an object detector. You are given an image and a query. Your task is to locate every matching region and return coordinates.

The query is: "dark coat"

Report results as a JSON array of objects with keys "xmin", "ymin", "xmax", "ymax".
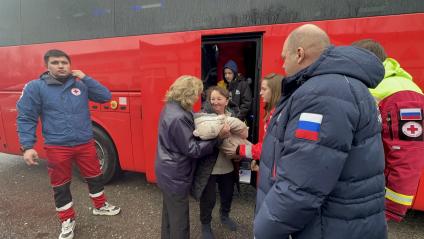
[
  {"xmin": 191, "ymin": 149, "xmax": 219, "ymax": 200},
  {"xmin": 191, "ymin": 105, "xmax": 227, "ymax": 200},
  {"xmin": 254, "ymin": 46, "xmax": 387, "ymax": 239},
  {"xmin": 155, "ymin": 101, "xmax": 219, "ymax": 197},
  {"xmin": 224, "ymin": 60, "xmax": 252, "ymax": 121}
]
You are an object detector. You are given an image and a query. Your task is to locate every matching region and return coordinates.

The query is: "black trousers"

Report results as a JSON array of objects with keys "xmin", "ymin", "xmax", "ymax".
[
  {"xmin": 200, "ymin": 172, "xmax": 235, "ymax": 224},
  {"xmin": 161, "ymin": 190, "xmax": 190, "ymax": 239}
]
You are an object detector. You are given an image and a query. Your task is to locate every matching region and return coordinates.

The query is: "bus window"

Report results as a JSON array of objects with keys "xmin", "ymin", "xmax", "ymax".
[
  {"xmin": 0, "ymin": 0, "xmax": 20, "ymax": 46},
  {"xmin": 21, "ymin": 0, "xmax": 114, "ymax": 44}
]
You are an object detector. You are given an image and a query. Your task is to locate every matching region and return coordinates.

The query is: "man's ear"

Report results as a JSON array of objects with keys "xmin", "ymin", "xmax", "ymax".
[{"xmin": 296, "ymin": 47, "xmax": 305, "ymax": 64}]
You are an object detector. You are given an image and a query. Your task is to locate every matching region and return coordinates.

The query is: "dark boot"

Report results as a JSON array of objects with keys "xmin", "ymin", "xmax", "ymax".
[
  {"xmin": 201, "ymin": 223, "xmax": 215, "ymax": 239},
  {"xmin": 220, "ymin": 214, "xmax": 237, "ymax": 231}
]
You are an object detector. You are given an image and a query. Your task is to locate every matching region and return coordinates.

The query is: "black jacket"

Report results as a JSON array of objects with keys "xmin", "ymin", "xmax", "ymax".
[
  {"xmin": 228, "ymin": 77, "xmax": 252, "ymax": 121},
  {"xmin": 223, "ymin": 60, "xmax": 252, "ymax": 121},
  {"xmin": 155, "ymin": 101, "xmax": 219, "ymax": 197}
]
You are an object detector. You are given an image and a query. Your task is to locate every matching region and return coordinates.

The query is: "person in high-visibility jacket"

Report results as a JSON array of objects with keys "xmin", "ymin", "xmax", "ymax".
[{"xmin": 353, "ymin": 39, "xmax": 424, "ymax": 222}]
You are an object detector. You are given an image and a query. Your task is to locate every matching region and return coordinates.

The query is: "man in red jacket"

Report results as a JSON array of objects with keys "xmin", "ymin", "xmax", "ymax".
[{"xmin": 353, "ymin": 39, "xmax": 424, "ymax": 221}]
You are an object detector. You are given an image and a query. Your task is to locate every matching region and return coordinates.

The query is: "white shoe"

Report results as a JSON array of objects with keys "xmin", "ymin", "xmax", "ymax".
[
  {"xmin": 58, "ymin": 219, "xmax": 75, "ymax": 239},
  {"xmin": 93, "ymin": 202, "xmax": 121, "ymax": 216}
]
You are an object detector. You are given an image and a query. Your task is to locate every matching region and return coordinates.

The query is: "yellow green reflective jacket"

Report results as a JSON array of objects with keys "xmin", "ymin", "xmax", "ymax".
[{"xmin": 369, "ymin": 58, "xmax": 423, "ymax": 101}]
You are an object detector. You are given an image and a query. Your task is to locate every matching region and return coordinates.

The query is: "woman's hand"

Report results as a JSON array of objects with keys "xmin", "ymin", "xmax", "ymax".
[
  {"xmin": 251, "ymin": 160, "xmax": 259, "ymax": 171},
  {"xmin": 218, "ymin": 123, "xmax": 230, "ymax": 139}
]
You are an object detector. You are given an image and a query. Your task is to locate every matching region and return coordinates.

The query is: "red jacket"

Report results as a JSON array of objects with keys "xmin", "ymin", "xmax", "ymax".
[{"xmin": 379, "ymin": 90, "xmax": 424, "ymax": 221}]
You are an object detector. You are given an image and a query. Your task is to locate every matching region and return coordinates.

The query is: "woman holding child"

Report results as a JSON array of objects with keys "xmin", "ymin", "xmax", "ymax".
[
  {"xmin": 192, "ymin": 86, "xmax": 248, "ymax": 239},
  {"xmin": 155, "ymin": 76, "xmax": 229, "ymax": 239}
]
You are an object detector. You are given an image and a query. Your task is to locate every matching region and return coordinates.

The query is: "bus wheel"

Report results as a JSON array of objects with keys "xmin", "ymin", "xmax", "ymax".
[{"xmin": 93, "ymin": 126, "xmax": 120, "ymax": 184}]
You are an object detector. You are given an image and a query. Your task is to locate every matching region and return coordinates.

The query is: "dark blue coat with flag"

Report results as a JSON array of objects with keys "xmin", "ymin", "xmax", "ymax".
[{"xmin": 254, "ymin": 46, "xmax": 387, "ymax": 239}]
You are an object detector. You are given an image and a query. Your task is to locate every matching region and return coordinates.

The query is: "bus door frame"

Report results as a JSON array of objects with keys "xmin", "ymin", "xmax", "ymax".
[{"xmin": 201, "ymin": 32, "xmax": 264, "ymax": 143}]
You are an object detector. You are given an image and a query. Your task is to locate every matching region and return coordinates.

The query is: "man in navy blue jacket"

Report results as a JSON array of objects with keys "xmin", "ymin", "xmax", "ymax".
[
  {"xmin": 254, "ymin": 24, "xmax": 387, "ymax": 238},
  {"xmin": 17, "ymin": 49, "xmax": 120, "ymax": 239}
]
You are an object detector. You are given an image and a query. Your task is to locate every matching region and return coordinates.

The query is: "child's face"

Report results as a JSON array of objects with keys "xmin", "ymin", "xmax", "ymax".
[{"xmin": 224, "ymin": 68, "xmax": 235, "ymax": 82}]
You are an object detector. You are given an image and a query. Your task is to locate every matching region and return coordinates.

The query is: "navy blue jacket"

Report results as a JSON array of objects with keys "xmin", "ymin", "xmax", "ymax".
[
  {"xmin": 254, "ymin": 46, "xmax": 387, "ymax": 239},
  {"xmin": 17, "ymin": 72, "xmax": 111, "ymax": 148},
  {"xmin": 155, "ymin": 101, "xmax": 219, "ymax": 197}
]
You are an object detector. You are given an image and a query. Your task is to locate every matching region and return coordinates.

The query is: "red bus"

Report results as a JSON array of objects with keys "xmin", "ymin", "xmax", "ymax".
[{"xmin": 1, "ymin": 1, "xmax": 424, "ymax": 209}]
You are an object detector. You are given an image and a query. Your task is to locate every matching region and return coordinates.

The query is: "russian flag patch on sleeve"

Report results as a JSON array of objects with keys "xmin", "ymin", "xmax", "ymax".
[
  {"xmin": 400, "ymin": 108, "xmax": 422, "ymax": 120},
  {"xmin": 295, "ymin": 113, "xmax": 323, "ymax": 141}
]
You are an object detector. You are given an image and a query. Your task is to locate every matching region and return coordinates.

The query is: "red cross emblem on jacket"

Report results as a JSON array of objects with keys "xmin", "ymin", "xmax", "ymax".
[{"xmin": 71, "ymin": 88, "xmax": 81, "ymax": 96}]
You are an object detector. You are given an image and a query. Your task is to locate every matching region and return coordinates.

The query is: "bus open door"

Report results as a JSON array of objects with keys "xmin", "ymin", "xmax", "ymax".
[{"xmin": 201, "ymin": 33, "xmax": 263, "ymax": 186}]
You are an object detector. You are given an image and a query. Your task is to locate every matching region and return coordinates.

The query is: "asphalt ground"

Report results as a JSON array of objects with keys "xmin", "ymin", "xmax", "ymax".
[{"xmin": 1, "ymin": 153, "xmax": 423, "ymax": 239}]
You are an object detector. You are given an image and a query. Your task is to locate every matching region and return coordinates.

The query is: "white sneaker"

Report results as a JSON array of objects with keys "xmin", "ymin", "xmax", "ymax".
[
  {"xmin": 92, "ymin": 202, "xmax": 121, "ymax": 216},
  {"xmin": 58, "ymin": 219, "xmax": 75, "ymax": 239}
]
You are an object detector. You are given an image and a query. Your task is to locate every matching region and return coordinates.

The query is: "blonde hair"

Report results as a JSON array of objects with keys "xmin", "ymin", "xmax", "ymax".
[{"xmin": 165, "ymin": 75, "xmax": 203, "ymax": 111}]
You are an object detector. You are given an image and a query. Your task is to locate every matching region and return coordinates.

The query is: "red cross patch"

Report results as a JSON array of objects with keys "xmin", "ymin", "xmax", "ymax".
[
  {"xmin": 401, "ymin": 121, "xmax": 422, "ymax": 138},
  {"xmin": 71, "ymin": 88, "xmax": 81, "ymax": 96}
]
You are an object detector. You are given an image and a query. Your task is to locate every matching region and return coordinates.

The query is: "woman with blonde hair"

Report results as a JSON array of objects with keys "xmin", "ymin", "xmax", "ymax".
[
  {"xmin": 155, "ymin": 75, "xmax": 229, "ymax": 239},
  {"xmin": 236, "ymin": 73, "xmax": 283, "ymax": 170}
]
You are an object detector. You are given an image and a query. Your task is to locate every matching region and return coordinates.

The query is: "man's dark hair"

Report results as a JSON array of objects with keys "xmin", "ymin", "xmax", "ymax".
[
  {"xmin": 351, "ymin": 39, "xmax": 387, "ymax": 62},
  {"xmin": 43, "ymin": 49, "xmax": 71, "ymax": 64}
]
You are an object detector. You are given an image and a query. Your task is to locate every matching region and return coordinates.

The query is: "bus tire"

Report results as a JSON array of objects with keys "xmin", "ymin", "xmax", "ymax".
[{"xmin": 93, "ymin": 126, "xmax": 121, "ymax": 184}]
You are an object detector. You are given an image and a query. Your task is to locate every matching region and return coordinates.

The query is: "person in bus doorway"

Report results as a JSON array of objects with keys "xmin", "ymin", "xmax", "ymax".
[
  {"xmin": 191, "ymin": 86, "xmax": 241, "ymax": 239},
  {"xmin": 352, "ymin": 39, "xmax": 424, "ymax": 222},
  {"xmin": 236, "ymin": 73, "xmax": 283, "ymax": 172},
  {"xmin": 155, "ymin": 76, "xmax": 230, "ymax": 239},
  {"xmin": 16, "ymin": 49, "xmax": 121, "ymax": 239},
  {"xmin": 254, "ymin": 24, "xmax": 387, "ymax": 239},
  {"xmin": 217, "ymin": 60, "xmax": 252, "ymax": 121}
]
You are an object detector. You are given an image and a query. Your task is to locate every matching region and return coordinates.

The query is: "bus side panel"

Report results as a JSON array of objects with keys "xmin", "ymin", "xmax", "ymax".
[
  {"xmin": 0, "ymin": 93, "xmax": 20, "ymax": 155},
  {"xmin": 0, "ymin": 92, "xmax": 45, "ymax": 157},
  {"xmin": 91, "ymin": 93, "xmax": 134, "ymax": 171},
  {"xmin": 139, "ymin": 32, "xmax": 202, "ymax": 182},
  {"xmin": 0, "ymin": 110, "xmax": 7, "ymax": 152},
  {"xmin": 324, "ymin": 13, "xmax": 424, "ymax": 91},
  {"xmin": 129, "ymin": 93, "xmax": 145, "ymax": 173}
]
